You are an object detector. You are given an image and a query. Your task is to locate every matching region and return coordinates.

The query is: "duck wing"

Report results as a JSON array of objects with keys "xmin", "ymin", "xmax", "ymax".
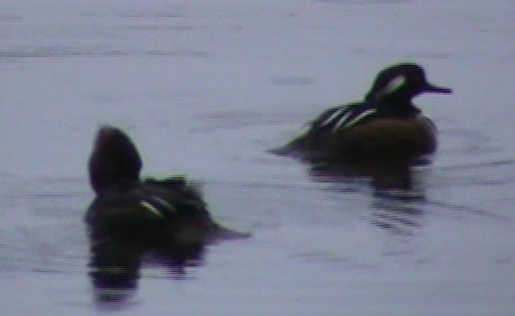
[{"xmin": 311, "ymin": 102, "xmax": 378, "ymax": 134}]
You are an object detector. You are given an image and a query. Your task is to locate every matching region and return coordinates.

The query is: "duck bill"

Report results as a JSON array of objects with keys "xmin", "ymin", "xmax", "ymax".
[{"xmin": 424, "ymin": 82, "xmax": 452, "ymax": 94}]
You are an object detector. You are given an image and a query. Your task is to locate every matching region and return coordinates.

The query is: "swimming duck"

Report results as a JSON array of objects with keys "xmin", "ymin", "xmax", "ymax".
[
  {"xmin": 274, "ymin": 63, "xmax": 452, "ymax": 162},
  {"xmin": 85, "ymin": 125, "xmax": 223, "ymax": 249}
]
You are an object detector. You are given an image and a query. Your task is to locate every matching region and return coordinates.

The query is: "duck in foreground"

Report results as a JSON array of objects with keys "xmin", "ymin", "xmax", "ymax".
[
  {"xmin": 273, "ymin": 63, "xmax": 452, "ymax": 163},
  {"xmin": 86, "ymin": 125, "xmax": 244, "ymax": 252},
  {"xmin": 86, "ymin": 126, "xmax": 248, "ymax": 293}
]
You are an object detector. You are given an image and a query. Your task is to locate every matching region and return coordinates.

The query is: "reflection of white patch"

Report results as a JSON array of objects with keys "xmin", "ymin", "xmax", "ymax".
[
  {"xmin": 140, "ymin": 201, "xmax": 163, "ymax": 217},
  {"xmin": 378, "ymin": 75, "xmax": 406, "ymax": 98}
]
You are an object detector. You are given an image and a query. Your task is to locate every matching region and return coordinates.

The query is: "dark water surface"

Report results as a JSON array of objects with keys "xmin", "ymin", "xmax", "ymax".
[{"xmin": 1, "ymin": 0, "xmax": 514, "ymax": 315}]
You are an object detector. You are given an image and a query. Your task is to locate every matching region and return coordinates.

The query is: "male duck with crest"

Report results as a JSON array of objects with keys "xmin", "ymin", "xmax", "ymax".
[
  {"xmin": 274, "ymin": 63, "xmax": 452, "ymax": 163},
  {"xmin": 86, "ymin": 125, "xmax": 240, "ymax": 250}
]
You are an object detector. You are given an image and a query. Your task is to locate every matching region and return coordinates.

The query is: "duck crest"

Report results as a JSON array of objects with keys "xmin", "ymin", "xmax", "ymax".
[{"xmin": 365, "ymin": 63, "xmax": 452, "ymax": 104}]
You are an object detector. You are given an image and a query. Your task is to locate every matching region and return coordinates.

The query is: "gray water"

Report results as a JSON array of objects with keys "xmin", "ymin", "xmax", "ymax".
[{"xmin": 1, "ymin": 0, "xmax": 514, "ymax": 315}]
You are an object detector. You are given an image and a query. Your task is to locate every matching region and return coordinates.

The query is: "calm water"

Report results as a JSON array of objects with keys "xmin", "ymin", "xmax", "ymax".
[{"xmin": 1, "ymin": 0, "xmax": 514, "ymax": 315}]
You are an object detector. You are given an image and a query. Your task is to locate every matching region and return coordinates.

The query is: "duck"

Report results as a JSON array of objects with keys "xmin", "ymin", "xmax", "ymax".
[
  {"xmin": 273, "ymin": 63, "xmax": 452, "ymax": 163},
  {"xmin": 85, "ymin": 125, "xmax": 226, "ymax": 250}
]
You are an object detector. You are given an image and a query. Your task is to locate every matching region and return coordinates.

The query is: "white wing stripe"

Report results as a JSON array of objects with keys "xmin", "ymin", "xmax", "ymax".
[
  {"xmin": 320, "ymin": 108, "xmax": 346, "ymax": 126},
  {"xmin": 140, "ymin": 201, "xmax": 164, "ymax": 218},
  {"xmin": 150, "ymin": 196, "xmax": 176, "ymax": 213},
  {"xmin": 331, "ymin": 111, "xmax": 352, "ymax": 132},
  {"xmin": 342, "ymin": 109, "xmax": 377, "ymax": 130}
]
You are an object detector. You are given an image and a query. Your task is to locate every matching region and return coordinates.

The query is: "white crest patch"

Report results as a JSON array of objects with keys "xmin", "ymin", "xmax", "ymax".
[{"xmin": 377, "ymin": 75, "xmax": 406, "ymax": 99}]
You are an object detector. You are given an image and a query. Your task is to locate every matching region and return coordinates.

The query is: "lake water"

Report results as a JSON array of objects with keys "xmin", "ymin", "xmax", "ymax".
[{"xmin": 0, "ymin": 0, "xmax": 514, "ymax": 315}]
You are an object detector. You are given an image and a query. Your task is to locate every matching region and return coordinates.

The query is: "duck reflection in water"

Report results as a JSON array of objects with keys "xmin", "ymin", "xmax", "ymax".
[
  {"xmin": 85, "ymin": 125, "xmax": 247, "ymax": 305},
  {"xmin": 309, "ymin": 158, "xmax": 426, "ymax": 236}
]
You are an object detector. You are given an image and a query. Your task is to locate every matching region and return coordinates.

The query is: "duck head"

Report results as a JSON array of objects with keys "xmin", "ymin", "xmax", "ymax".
[
  {"xmin": 88, "ymin": 125, "xmax": 143, "ymax": 194},
  {"xmin": 365, "ymin": 63, "xmax": 452, "ymax": 105}
]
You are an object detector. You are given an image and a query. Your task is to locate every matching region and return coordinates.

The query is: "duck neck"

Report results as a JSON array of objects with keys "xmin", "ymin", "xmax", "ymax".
[{"xmin": 374, "ymin": 97, "xmax": 421, "ymax": 119}]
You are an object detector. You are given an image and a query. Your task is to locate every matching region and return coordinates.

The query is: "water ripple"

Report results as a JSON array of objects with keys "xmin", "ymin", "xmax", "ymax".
[
  {"xmin": 0, "ymin": 47, "xmax": 208, "ymax": 59},
  {"xmin": 314, "ymin": 0, "xmax": 411, "ymax": 4}
]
